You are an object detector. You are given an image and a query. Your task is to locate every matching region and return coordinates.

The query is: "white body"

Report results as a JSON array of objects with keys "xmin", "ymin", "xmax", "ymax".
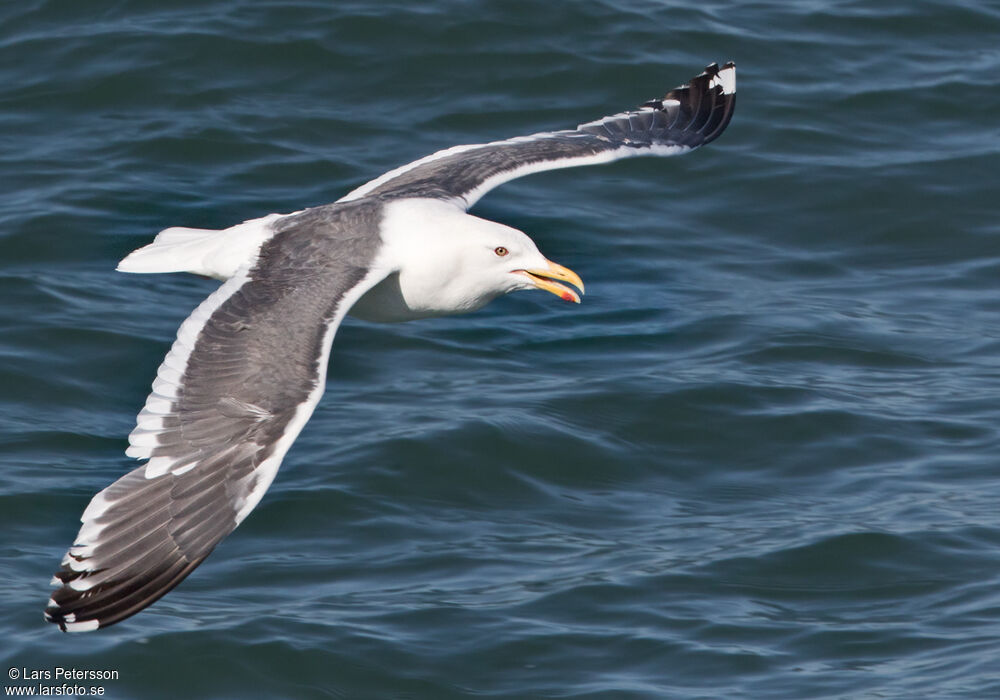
[{"xmin": 118, "ymin": 198, "xmax": 555, "ymax": 323}]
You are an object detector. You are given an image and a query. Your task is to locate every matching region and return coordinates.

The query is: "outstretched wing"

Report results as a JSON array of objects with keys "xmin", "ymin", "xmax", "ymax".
[
  {"xmin": 341, "ymin": 62, "xmax": 735, "ymax": 209},
  {"xmin": 46, "ymin": 202, "xmax": 390, "ymax": 631}
]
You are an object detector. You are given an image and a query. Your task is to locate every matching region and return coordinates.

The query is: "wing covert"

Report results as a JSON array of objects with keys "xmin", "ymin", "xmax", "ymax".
[
  {"xmin": 341, "ymin": 62, "xmax": 735, "ymax": 208},
  {"xmin": 46, "ymin": 202, "xmax": 389, "ymax": 631}
]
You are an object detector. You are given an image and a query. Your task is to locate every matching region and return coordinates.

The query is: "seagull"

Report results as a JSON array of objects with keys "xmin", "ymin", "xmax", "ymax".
[{"xmin": 46, "ymin": 62, "xmax": 735, "ymax": 631}]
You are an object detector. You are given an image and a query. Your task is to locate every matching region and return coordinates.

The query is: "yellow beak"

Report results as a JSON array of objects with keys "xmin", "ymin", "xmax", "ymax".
[{"xmin": 517, "ymin": 259, "xmax": 585, "ymax": 304}]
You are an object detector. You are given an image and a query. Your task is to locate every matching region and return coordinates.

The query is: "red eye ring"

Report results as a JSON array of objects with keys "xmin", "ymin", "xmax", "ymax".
[{"xmin": 494, "ymin": 246, "xmax": 509, "ymax": 257}]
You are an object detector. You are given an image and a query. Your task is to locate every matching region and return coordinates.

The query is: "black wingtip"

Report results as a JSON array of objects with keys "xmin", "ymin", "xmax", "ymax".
[
  {"xmin": 44, "ymin": 594, "xmax": 102, "ymax": 633},
  {"xmin": 647, "ymin": 61, "xmax": 736, "ymax": 145},
  {"xmin": 44, "ymin": 552, "xmax": 212, "ymax": 632}
]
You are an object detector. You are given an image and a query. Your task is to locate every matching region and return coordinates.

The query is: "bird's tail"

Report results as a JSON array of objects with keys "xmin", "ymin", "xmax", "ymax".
[{"xmin": 117, "ymin": 214, "xmax": 283, "ymax": 280}]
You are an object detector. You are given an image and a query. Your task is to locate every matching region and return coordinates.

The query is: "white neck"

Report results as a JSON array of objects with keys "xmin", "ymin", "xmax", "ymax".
[{"xmin": 349, "ymin": 198, "xmax": 520, "ymax": 323}]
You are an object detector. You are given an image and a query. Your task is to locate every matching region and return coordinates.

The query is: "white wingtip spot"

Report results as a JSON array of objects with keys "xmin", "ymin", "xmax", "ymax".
[
  {"xmin": 711, "ymin": 64, "xmax": 736, "ymax": 95},
  {"xmin": 64, "ymin": 618, "xmax": 100, "ymax": 633},
  {"xmin": 49, "ymin": 576, "xmax": 61, "ymax": 587}
]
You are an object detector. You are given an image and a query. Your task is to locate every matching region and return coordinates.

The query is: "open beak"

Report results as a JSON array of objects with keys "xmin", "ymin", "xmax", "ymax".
[{"xmin": 516, "ymin": 259, "xmax": 585, "ymax": 304}]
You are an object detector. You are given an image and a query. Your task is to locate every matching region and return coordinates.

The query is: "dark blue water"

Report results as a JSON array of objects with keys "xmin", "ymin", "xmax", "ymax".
[{"xmin": 3, "ymin": 1, "xmax": 1000, "ymax": 697}]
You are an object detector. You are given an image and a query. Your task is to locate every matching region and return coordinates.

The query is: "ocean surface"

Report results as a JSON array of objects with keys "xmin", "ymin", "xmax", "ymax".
[{"xmin": 3, "ymin": 1, "xmax": 999, "ymax": 698}]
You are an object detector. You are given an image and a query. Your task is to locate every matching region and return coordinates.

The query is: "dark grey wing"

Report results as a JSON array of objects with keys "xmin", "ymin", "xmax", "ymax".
[
  {"xmin": 46, "ymin": 203, "xmax": 389, "ymax": 631},
  {"xmin": 341, "ymin": 62, "xmax": 735, "ymax": 209}
]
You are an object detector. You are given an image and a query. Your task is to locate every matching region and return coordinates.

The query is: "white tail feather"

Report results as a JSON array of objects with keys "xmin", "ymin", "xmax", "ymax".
[{"xmin": 117, "ymin": 214, "xmax": 284, "ymax": 280}]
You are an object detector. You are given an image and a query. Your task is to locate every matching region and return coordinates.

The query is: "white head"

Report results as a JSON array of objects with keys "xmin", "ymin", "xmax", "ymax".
[{"xmin": 379, "ymin": 200, "xmax": 584, "ymax": 320}]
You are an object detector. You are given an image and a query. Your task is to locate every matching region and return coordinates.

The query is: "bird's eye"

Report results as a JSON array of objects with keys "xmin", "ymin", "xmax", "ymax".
[{"xmin": 494, "ymin": 246, "xmax": 509, "ymax": 257}]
